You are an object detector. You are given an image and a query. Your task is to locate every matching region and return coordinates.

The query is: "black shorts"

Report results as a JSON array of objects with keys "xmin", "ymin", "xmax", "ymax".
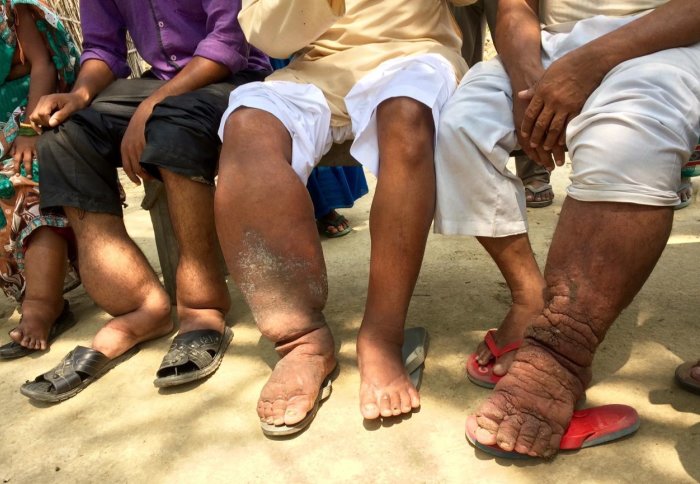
[{"xmin": 38, "ymin": 70, "xmax": 266, "ymax": 216}]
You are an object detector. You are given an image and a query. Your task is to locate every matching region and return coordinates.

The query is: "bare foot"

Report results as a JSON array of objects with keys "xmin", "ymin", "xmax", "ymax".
[
  {"xmin": 91, "ymin": 292, "xmax": 173, "ymax": 359},
  {"xmin": 691, "ymin": 361, "xmax": 700, "ymax": 382},
  {"xmin": 317, "ymin": 210, "xmax": 351, "ymax": 237},
  {"xmin": 473, "ymin": 342, "xmax": 586, "ymax": 457},
  {"xmin": 258, "ymin": 325, "xmax": 336, "ymax": 427},
  {"xmin": 474, "ymin": 291, "xmax": 544, "ymax": 376},
  {"xmin": 9, "ymin": 299, "xmax": 65, "ymax": 351},
  {"xmin": 357, "ymin": 330, "xmax": 420, "ymax": 419}
]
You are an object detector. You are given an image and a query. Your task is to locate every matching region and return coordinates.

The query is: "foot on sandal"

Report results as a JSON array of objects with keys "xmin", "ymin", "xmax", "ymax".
[
  {"xmin": 357, "ymin": 328, "xmax": 421, "ymax": 420},
  {"xmin": 471, "ymin": 342, "xmax": 588, "ymax": 458},
  {"xmin": 0, "ymin": 300, "xmax": 75, "ymax": 359},
  {"xmin": 316, "ymin": 210, "xmax": 352, "ymax": 238},
  {"xmin": 524, "ymin": 182, "xmax": 554, "ymax": 208},
  {"xmin": 154, "ymin": 327, "xmax": 233, "ymax": 387},
  {"xmin": 258, "ymin": 325, "xmax": 337, "ymax": 436}
]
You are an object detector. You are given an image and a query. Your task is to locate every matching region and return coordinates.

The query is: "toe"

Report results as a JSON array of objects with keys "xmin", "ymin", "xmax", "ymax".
[
  {"xmin": 495, "ymin": 415, "xmax": 522, "ymax": 452},
  {"xmin": 257, "ymin": 401, "xmax": 265, "ymax": 420},
  {"xmin": 38, "ymin": 339, "xmax": 48, "ymax": 351},
  {"xmin": 529, "ymin": 423, "xmax": 554, "ymax": 457},
  {"xmin": 9, "ymin": 328, "xmax": 22, "ymax": 344},
  {"xmin": 492, "ymin": 352, "xmax": 516, "ymax": 376},
  {"xmin": 408, "ymin": 385, "xmax": 420, "ymax": 409},
  {"xmin": 389, "ymin": 392, "xmax": 402, "ymax": 416},
  {"xmin": 360, "ymin": 392, "xmax": 380, "ymax": 420},
  {"xmin": 475, "ymin": 414, "xmax": 500, "ymax": 445},
  {"xmin": 284, "ymin": 396, "xmax": 314, "ymax": 426},
  {"xmin": 399, "ymin": 390, "xmax": 413, "ymax": 413},
  {"xmin": 513, "ymin": 419, "xmax": 540, "ymax": 455},
  {"xmin": 271, "ymin": 399, "xmax": 287, "ymax": 426},
  {"xmin": 379, "ymin": 393, "xmax": 393, "ymax": 418},
  {"xmin": 475, "ymin": 341, "xmax": 492, "ymax": 365}
]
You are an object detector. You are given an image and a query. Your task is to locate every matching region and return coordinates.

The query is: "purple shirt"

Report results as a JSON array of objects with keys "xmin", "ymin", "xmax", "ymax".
[{"xmin": 80, "ymin": 0, "xmax": 270, "ymax": 80}]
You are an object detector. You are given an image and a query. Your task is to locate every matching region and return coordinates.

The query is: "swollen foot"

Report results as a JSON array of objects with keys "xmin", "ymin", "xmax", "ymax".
[
  {"xmin": 357, "ymin": 330, "xmax": 420, "ymax": 419},
  {"xmin": 9, "ymin": 300, "xmax": 66, "ymax": 350},
  {"xmin": 258, "ymin": 325, "xmax": 336, "ymax": 427},
  {"xmin": 473, "ymin": 342, "xmax": 586, "ymax": 457}
]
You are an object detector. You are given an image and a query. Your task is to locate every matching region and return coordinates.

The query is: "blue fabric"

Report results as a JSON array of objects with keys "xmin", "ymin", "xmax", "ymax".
[
  {"xmin": 270, "ymin": 58, "xmax": 369, "ymax": 219},
  {"xmin": 307, "ymin": 166, "xmax": 369, "ymax": 219}
]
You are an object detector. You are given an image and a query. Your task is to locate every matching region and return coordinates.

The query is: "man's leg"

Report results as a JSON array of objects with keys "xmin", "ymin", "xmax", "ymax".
[
  {"xmin": 357, "ymin": 97, "xmax": 435, "ymax": 419},
  {"xmin": 473, "ymin": 199, "xmax": 671, "ymax": 457},
  {"xmin": 159, "ymin": 171, "xmax": 230, "ymax": 333},
  {"xmin": 38, "ymin": 101, "xmax": 172, "ymax": 361},
  {"xmin": 69, "ymin": 210, "xmax": 173, "ymax": 357},
  {"xmin": 216, "ymin": 107, "xmax": 335, "ymax": 427},
  {"xmin": 473, "ymin": 234, "xmax": 545, "ymax": 373}
]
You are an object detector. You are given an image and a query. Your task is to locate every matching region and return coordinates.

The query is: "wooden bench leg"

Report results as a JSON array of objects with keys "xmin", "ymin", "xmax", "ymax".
[{"xmin": 142, "ymin": 179, "xmax": 178, "ymax": 302}]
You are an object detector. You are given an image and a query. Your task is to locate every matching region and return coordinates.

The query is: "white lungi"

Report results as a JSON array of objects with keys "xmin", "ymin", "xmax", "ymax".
[
  {"xmin": 218, "ymin": 54, "xmax": 457, "ymax": 184},
  {"xmin": 434, "ymin": 14, "xmax": 700, "ymax": 237}
]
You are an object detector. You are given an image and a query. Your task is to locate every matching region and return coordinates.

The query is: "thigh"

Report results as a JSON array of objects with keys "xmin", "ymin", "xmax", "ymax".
[{"xmin": 567, "ymin": 45, "xmax": 700, "ymax": 206}]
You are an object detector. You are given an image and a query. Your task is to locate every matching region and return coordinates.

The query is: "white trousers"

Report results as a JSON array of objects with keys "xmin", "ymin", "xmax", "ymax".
[
  {"xmin": 219, "ymin": 54, "xmax": 457, "ymax": 184},
  {"xmin": 434, "ymin": 14, "xmax": 700, "ymax": 237}
]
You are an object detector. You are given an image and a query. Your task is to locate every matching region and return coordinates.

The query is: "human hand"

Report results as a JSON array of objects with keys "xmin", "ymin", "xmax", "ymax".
[
  {"xmin": 29, "ymin": 92, "xmax": 88, "ymax": 129},
  {"xmin": 10, "ymin": 135, "xmax": 38, "ymax": 178},
  {"xmin": 513, "ymin": 86, "xmax": 558, "ymax": 172},
  {"xmin": 517, "ymin": 51, "xmax": 604, "ymax": 166},
  {"xmin": 120, "ymin": 100, "xmax": 155, "ymax": 185}
]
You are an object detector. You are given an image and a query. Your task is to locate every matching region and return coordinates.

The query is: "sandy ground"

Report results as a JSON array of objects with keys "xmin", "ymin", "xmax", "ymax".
[{"xmin": 1, "ymin": 162, "xmax": 699, "ymax": 484}]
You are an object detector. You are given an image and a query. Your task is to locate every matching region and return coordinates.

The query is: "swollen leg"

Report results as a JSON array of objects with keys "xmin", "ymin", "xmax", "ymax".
[
  {"xmin": 474, "ymin": 198, "xmax": 672, "ymax": 456},
  {"xmin": 66, "ymin": 209, "xmax": 172, "ymax": 359},
  {"xmin": 216, "ymin": 108, "xmax": 335, "ymax": 426},
  {"xmin": 473, "ymin": 234, "xmax": 545, "ymax": 374},
  {"xmin": 160, "ymin": 171, "xmax": 230, "ymax": 333},
  {"xmin": 358, "ymin": 97, "xmax": 435, "ymax": 419},
  {"xmin": 10, "ymin": 228, "xmax": 68, "ymax": 350}
]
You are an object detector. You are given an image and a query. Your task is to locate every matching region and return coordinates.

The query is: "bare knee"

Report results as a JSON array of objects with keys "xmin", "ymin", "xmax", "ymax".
[
  {"xmin": 220, "ymin": 107, "xmax": 292, "ymax": 172},
  {"xmin": 377, "ymin": 97, "xmax": 435, "ymax": 168}
]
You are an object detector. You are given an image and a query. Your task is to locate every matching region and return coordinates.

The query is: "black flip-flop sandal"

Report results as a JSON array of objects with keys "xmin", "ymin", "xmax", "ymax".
[
  {"xmin": 20, "ymin": 345, "xmax": 139, "ymax": 403},
  {"xmin": 403, "ymin": 327, "xmax": 429, "ymax": 389},
  {"xmin": 153, "ymin": 327, "xmax": 233, "ymax": 388},
  {"xmin": 0, "ymin": 300, "xmax": 75, "ymax": 360},
  {"xmin": 676, "ymin": 361, "xmax": 700, "ymax": 394}
]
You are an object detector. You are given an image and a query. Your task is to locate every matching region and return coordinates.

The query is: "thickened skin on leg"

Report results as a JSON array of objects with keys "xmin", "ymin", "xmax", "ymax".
[
  {"xmin": 474, "ymin": 234, "xmax": 545, "ymax": 374},
  {"xmin": 159, "ymin": 171, "xmax": 230, "ymax": 333},
  {"xmin": 475, "ymin": 198, "xmax": 673, "ymax": 457},
  {"xmin": 357, "ymin": 97, "xmax": 435, "ymax": 419},
  {"xmin": 65, "ymin": 209, "xmax": 172, "ymax": 359},
  {"xmin": 10, "ymin": 228, "xmax": 68, "ymax": 349},
  {"xmin": 215, "ymin": 108, "xmax": 336, "ymax": 427}
]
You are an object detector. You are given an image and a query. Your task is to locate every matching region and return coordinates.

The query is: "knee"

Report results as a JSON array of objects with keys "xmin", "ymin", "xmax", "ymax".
[
  {"xmin": 219, "ymin": 108, "xmax": 292, "ymax": 172},
  {"xmin": 377, "ymin": 97, "xmax": 434, "ymax": 151}
]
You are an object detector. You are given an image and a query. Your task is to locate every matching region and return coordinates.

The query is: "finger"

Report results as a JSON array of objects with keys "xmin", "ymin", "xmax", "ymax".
[
  {"xmin": 12, "ymin": 150, "xmax": 20, "ymax": 174},
  {"xmin": 24, "ymin": 152, "xmax": 33, "ymax": 179},
  {"xmin": 529, "ymin": 107, "xmax": 555, "ymax": 147},
  {"xmin": 120, "ymin": 145, "xmax": 141, "ymax": 185},
  {"xmin": 520, "ymin": 95, "xmax": 544, "ymax": 140},
  {"xmin": 30, "ymin": 100, "xmax": 59, "ymax": 127},
  {"xmin": 543, "ymin": 113, "xmax": 568, "ymax": 151},
  {"xmin": 48, "ymin": 105, "xmax": 74, "ymax": 127},
  {"xmin": 558, "ymin": 127, "xmax": 567, "ymax": 147},
  {"xmin": 552, "ymin": 144, "xmax": 566, "ymax": 167},
  {"xmin": 535, "ymin": 145, "xmax": 555, "ymax": 172},
  {"xmin": 517, "ymin": 87, "xmax": 535, "ymax": 102}
]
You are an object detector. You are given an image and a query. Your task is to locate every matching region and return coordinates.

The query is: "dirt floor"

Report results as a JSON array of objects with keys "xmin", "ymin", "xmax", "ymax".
[{"xmin": 1, "ymin": 162, "xmax": 699, "ymax": 483}]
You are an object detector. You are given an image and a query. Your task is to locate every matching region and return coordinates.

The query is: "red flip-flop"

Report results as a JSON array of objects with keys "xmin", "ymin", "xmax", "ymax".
[
  {"xmin": 465, "ymin": 404, "xmax": 640, "ymax": 459},
  {"xmin": 466, "ymin": 329, "xmax": 522, "ymax": 388}
]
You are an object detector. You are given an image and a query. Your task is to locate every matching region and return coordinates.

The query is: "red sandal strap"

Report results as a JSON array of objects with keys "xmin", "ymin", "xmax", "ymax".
[{"xmin": 484, "ymin": 329, "xmax": 522, "ymax": 359}]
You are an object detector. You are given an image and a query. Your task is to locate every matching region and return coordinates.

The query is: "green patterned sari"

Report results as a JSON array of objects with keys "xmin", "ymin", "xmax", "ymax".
[{"xmin": 0, "ymin": 0, "xmax": 79, "ymax": 301}]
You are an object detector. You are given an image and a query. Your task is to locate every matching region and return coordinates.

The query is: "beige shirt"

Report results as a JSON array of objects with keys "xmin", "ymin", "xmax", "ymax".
[
  {"xmin": 239, "ymin": 0, "xmax": 475, "ymax": 126},
  {"xmin": 540, "ymin": 0, "xmax": 667, "ymax": 30}
]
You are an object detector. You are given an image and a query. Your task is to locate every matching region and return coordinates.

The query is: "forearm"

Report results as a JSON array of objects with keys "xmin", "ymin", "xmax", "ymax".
[
  {"xmin": 567, "ymin": 0, "xmax": 700, "ymax": 83},
  {"xmin": 496, "ymin": 0, "xmax": 543, "ymax": 90},
  {"xmin": 25, "ymin": 62, "xmax": 56, "ymax": 116},
  {"xmin": 141, "ymin": 56, "xmax": 230, "ymax": 109},
  {"xmin": 70, "ymin": 59, "xmax": 116, "ymax": 105}
]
